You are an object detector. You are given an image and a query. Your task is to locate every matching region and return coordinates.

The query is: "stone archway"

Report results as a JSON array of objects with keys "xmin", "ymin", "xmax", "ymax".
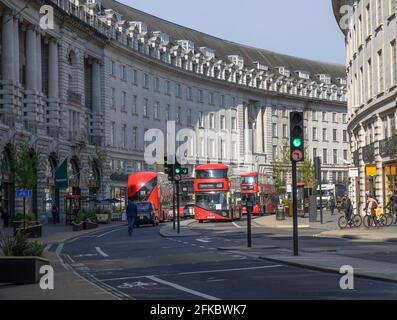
[{"xmin": 44, "ymin": 155, "xmax": 60, "ymax": 223}]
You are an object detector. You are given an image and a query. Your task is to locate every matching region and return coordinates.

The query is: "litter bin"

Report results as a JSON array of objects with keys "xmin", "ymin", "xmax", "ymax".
[{"xmin": 276, "ymin": 205, "xmax": 285, "ymax": 221}]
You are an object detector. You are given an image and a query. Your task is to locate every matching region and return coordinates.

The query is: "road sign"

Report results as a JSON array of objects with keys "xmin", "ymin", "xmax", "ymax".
[
  {"xmin": 16, "ymin": 190, "xmax": 32, "ymax": 198},
  {"xmin": 174, "ymin": 174, "xmax": 181, "ymax": 182},
  {"xmin": 291, "ymin": 149, "xmax": 304, "ymax": 162}
]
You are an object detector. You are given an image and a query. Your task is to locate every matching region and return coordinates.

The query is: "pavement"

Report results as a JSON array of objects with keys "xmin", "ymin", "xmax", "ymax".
[
  {"xmin": 0, "ymin": 221, "xmax": 127, "ymax": 300},
  {"xmin": 314, "ymin": 227, "xmax": 397, "ymax": 242}
]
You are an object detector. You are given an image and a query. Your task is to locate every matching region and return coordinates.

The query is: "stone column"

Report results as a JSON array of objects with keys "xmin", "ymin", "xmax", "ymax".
[
  {"xmin": 374, "ymin": 114, "xmax": 384, "ymax": 205},
  {"xmin": 36, "ymin": 31, "xmax": 42, "ymax": 93},
  {"xmin": 14, "ymin": 16, "xmax": 20, "ymax": 83},
  {"xmin": 48, "ymin": 39, "xmax": 59, "ymax": 99},
  {"xmin": 1, "ymin": 12, "xmax": 15, "ymax": 81},
  {"xmin": 91, "ymin": 60, "xmax": 101, "ymax": 114},
  {"xmin": 26, "ymin": 26, "xmax": 37, "ymax": 90},
  {"xmin": 256, "ymin": 107, "xmax": 263, "ymax": 154}
]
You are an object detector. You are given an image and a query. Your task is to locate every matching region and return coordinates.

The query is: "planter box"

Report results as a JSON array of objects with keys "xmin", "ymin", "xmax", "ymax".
[
  {"xmin": 14, "ymin": 224, "xmax": 42, "ymax": 238},
  {"xmin": 72, "ymin": 222, "xmax": 84, "ymax": 232},
  {"xmin": 96, "ymin": 214, "xmax": 110, "ymax": 224},
  {"xmin": 0, "ymin": 256, "xmax": 51, "ymax": 284},
  {"xmin": 84, "ymin": 220, "xmax": 98, "ymax": 230},
  {"xmin": 13, "ymin": 221, "xmax": 39, "ymax": 234}
]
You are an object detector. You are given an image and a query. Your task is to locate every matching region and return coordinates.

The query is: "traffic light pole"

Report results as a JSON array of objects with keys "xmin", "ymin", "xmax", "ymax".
[
  {"xmin": 172, "ymin": 183, "xmax": 176, "ymax": 230},
  {"xmin": 247, "ymin": 204, "xmax": 252, "ymax": 248},
  {"xmin": 319, "ymin": 183, "xmax": 323, "ymax": 224},
  {"xmin": 176, "ymin": 180, "xmax": 181, "ymax": 234},
  {"xmin": 292, "ymin": 161, "xmax": 299, "ymax": 257}
]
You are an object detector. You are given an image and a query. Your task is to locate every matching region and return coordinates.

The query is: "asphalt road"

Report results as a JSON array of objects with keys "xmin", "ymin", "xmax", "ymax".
[{"xmin": 57, "ymin": 219, "xmax": 397, "ymax": 300}]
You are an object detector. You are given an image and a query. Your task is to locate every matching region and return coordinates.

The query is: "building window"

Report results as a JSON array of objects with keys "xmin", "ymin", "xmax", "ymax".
[
  {"xmin": 208, "ymin": 92, "xmax": 214, "ymax": 105},
  {"xmin": 121, "ymin": 91, "xmax": 126, "ymax": 112},
  {"xmin": 220, "ymin": 95, "xmax": 225, "ymax": 107},
  {"xmin": 121, "ymin": 65, "xmax": 126, "ymax": 81},
  {"xmin": 282, "ymin": 124, "xmax": 287, "ymax": 138},
  {"xmin": 111, "ymin": 88, "xmax": 116, "ymax": 109},
  {"xmin": 188, "ymin": 109, "xmax": 192, "ymax": 126},
  {"xmin": 154, "ymin": 77, "xmax": 160, "ymax": 92},
  {"xmin": 323, "ymin": 128, "xmax": 327, "ymax": 141},
  {"xmin": 166, "ymin": 105, "xmax": 170, "ymax": 121},
  {"xmin": 231, "ymin": 116, "xmax": 237, "ymax": 131},
  {"xmin": 199, "ymin": 111, "xmax": 204, "ymax": 128},
  {"xmin": 133, "ymin": 127, "xmax": 138, "ymax": 149},
  {"xmin": 272, "ymin": 123, "xmax": 278, "ymax": 137},
  {"xmin": 343, "ymin": 130, "xmax": 348, "ymax": 143},
  {"xmin": 332, "ymin": 113, "xmax": 337, "ymax": 123},
  {"xmin": 343, "ymin": 150, "xmax": 348, "ymax": 161},
  {"xmin": 374, "ymin": 54, "xmax": 381, "ymax": 95},
  {"xmin": 176, "ymin": 106, "xmax": 181, "ymax": 124},
  {"xmin": 122, "ymin": 125, "xmax": 127, "ymax": 149},
  {"xmin": 273, "ymin": 146, "xmax": 277, "ymax": 160},
  {"xmin": 132, "ymin": 95, "xmax": 138, "ymax": 115},
  {"xmin": 322, "ymin": 149, "xmax": 328, "ymax": 164},
  {"xmin": 322, "ymin": 112, "xmax": 327, "ymax": 122},
  {"xmin": 343, "ymin": 113, "xmax": 347, "ymax": 124},
  {"xmin": 282, "ymin": 108, "xmax": 287, "ymax": 118},
  {"xmin": 367, "ymin": 59, "xmax": 372, "ymax": 99},
  {"xmin": 176, "ymin": 83, "xmax": 181, "ymax": 98},
  {"xmin": 312, "ymin": 111, "xmax": 317, "ymax": 121},
  {"xmin": 313, "ymin": 148, "xmax": 317, "ymax": 159},
  {"xmin": 199, "ymin": 90, "xmax": 204, "ymax": 103},
  {"xmin": 144, "ymin": 73, "xmax": 149, "ymax": 89},
  {"xmin": 333, "ymin": 149, "xmax": 338, "ymax": 164},
  {"xmin": 366, "ymin": 4, "xmax": 371, "ymax": 36},
  {"xmin": 111, "ymin": 60, "xmax": 116, "ymax": 76},
  {"xmin": 220, "ymin": 115, "xmax": 226, "ymax": 130},
  {"xmin": 111, "ymin": 122, "xmax": 115, "ymax": 147},
  {"xmin": 333, "ymin": 129, "xmax": 337, "ymax": 142},
  {"xmin": 154, "ymin": 102, "xmax": 160, "ymax": 119},
  {"xmin": 209, "ymin": 113, "xmax": 215, "ymax": 129},
  {"xmin": 132, "ymin": 69, "xmax": 138, "ymax": 85},
  {"xmin": 166, "ymin": 81, "xmax": 171, "ymax": 95},
  {"xmin": 187, "ymin": 87, "xmax": 193, "ymax": 101},
  {"xmin": 392, "ymin": 41, "xmax": 397, "ymax": 86},
  {"xmin": 313, "ymin": 127, "xmax": 317, "ymax": 140},
  {"xmin": 143, "ymin": 98, "xmax": 148, "ymax": 117}
]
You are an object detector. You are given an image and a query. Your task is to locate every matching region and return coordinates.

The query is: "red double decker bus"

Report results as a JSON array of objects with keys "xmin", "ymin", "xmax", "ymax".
[
  {"xmin": 240, "ymin": 172, "xmax": 278, "ymax": 215},
  {"xmin": 194, "ymin": 164, "xmax": 241, "ymax": 222}
]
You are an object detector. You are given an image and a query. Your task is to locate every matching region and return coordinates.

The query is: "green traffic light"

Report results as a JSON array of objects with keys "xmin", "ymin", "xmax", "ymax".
[
  {"xmin": 292, "ymin": 138, "xmax": 302, "ymax": 148},
  {"xmin": 175, "ymin": 168, "xmax": 181, "ymax": 174}
]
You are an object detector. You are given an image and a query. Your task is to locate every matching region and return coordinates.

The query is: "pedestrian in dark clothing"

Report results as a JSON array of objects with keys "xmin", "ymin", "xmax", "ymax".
[
  {"xmin": 345, "ymin": 197, "xmax": 353, "ymax": 223},
  {"xmin": 385, "ymin": 192, "xmax": 397, "ymax": 224},
  {"xmin": 329, "ymin": 196, "xmax": 336, "ymax": 215},
  {"xmin": 1, "ymin": 207, "xmax": 8, "ymax": 228},
  {"xmin": 51, "ymin": 205, "xmax": 58, "ymax": 224},
  {"xmin": 126, "ymin": 200, "xmax": 138, "ymax": 236}
]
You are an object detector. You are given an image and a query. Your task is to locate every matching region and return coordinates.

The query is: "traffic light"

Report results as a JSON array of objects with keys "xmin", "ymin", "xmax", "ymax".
[
  {"xmin": 290, "ymin": 111, "xmax": 304, "ymax": 162},
  {"xmin": 174, "ymin": 159, "xmax": 189, "ymax": 180},
  {"xmin": 164, "ymin": 156, "xmax": 174, "ymax": 181}
]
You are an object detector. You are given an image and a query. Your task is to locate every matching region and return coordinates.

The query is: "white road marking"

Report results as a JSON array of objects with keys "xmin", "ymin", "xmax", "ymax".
[
  {"xmin": 232, "ymin": 222, "xmax": 242, "ymax": 229},
  {"xmin": 146, "ymin": 276, "xmax": 221, "ymax": 300},
  {"xmin": 55, "ymin": 243, "xmax": 64, "ymax": 255},
  {"xmin": 44, "ymin": 244, "xmax": 52, "ymax": 252},
  {"xmin": 196, "ymin": 238, "xmax": 211, "ymax": 243},
  {"xmin": 199, "ymin": 246, "xmax": 206, "ymax": 249},
  {"xmin": 117, "ymin": 281, "xmax": 158, "ymax": 289},
  {"xmin": 177, "ymin": 265, "xmax": 282, "ymax": 276},
  {"xmin": 73, "ymin": 253, "xmax": 98, "ymax": 258},
  {"xmin": 95, "ymin": 247, "xmax": 109, "ymax": 257},
  {"xmin": 96, "ymin": 227, "xmax": 125, "ymax": 238}
]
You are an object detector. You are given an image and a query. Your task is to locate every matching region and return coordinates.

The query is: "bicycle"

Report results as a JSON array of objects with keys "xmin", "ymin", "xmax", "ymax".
[
  {"xmin": 338, "ymin": 213, "xmax": 362, "ymax": 229},
  {"xmin": 363, "ymin": 210, "xmax": 391, "ymax": 228},
  {"xmin": 383, "ymin": 206, "xmax": 397, "ymax": 226}
]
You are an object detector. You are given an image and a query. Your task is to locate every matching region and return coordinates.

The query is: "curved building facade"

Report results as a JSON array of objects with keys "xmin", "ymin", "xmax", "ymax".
[
  {"xmin": 333, "ymin": 0, "xmax": 397, "ymax": 214},
  {"xmin": 0, "ymin": 0, "xmax": 348, "ymax": 224}
]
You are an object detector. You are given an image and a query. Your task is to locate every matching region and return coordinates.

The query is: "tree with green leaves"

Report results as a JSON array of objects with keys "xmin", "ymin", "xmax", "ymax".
[
  {"xmin": 14, "ymin": 144, "xmax": 39, "ymax": 190},
  {"xmin": 272, "ymin": 139, "xmax": 314, "ymax": 194}
]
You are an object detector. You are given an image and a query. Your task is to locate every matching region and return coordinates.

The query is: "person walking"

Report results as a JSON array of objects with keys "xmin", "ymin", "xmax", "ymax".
[
  {"xmin": 51, "ymin": 205, "xmax": 58, "ymax": 224},
  {"xmin": 345, "ymin": 196, "xmax": 353, "ymax": 227},
  {"xmin": 126, "ymin": 199, "xmax": 137, "ymax": 236},
  {"xmin": 329, "ymin": 196, "xmax": 336, "ymax": 215},
  {"xmin": 385, "ymin": 192, "xmax": 397, "ymax": 224}
]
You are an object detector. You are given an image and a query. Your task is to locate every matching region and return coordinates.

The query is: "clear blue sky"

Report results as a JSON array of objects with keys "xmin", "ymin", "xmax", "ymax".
[{"xmin": 119, "ymin": 0, "xmax": 345, "ymax": 65}]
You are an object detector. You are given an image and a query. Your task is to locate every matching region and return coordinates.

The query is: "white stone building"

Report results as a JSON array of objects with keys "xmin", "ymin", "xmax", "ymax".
[
  {"xmin": 333, "ymin": 0, "xmax": 397, "ymax": 214},
  {"xmin": 0, "ymin": 0, "xmax": 348, "ymax": 224}
]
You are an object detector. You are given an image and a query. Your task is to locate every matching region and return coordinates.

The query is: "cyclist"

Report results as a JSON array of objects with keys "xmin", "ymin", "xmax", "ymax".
[
  {"xmin": 385, "ymin": 192, "xmax": 397, "ymax": 224},
  {"xmin": 345, "ymin": 196, "xmax": 353, "ymax": 227}
]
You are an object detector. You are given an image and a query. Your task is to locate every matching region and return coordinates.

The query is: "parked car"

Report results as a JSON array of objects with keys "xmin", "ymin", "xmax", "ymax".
[{"xmin": 135, "ymin": 202, "xmax": 159, "ymax": 227}]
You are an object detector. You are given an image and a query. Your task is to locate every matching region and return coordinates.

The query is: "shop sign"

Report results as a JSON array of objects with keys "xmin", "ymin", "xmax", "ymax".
[
  {"xmin": 349, "ymin": 168, "xmax": 359, "ymax": 178},
  {"xmin": 47, "ymin": 177, "xmax": 55, "ymax": 186},
  {"xmin": 365, "ymin": 165, "xmax": 377, "ymax": 177},
  {"xmin": 385, "ymin": 165, "xmax": 397, "ymax": 176}
]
